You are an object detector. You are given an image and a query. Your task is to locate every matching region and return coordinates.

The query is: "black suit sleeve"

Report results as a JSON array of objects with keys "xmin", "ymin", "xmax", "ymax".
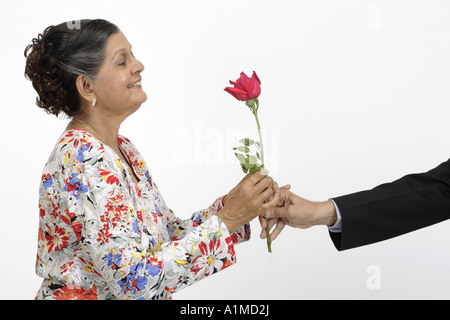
[{"xmin": 330, "ymin": 159, "xmax": 450, "ymax": 251}]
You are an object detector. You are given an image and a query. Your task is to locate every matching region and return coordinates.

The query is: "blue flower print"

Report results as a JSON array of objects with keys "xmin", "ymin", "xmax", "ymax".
[
  {"xmin": 132, "ymin": 220, "xmax": 140, "ymax": 234},
  {"xmin": 76, "ymin": 143, "xmax": 90, "ymax": 163},
  {"xmin": 145, "ymin": 171, "xmax": 153, "ymax": 187},
  {"xmin": 103, "ymin": 252, "xmax": 122, "ymax": 268},
  {"xmin": 42, "ymin": 174, "xmax": 53, "ymax": 190},
  {"xmin": 63, "ymin": 173, "xmax": 88, "ymax": 199},
  {"xmin": 146, "ymin": 261, "xmax": 161, "ymax": 277},
  {"xmin": 135, "ymin": 276, "xmax": 148, "ymax": 292}
]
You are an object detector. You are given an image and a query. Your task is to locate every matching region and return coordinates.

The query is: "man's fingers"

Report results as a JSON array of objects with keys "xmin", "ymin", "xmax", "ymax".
[
  {"xmin": 263, "ymin": 188, "xmax": 279, "ymax": 213},
  {"xmin": 264, "ymin": 205, "xmax": 288, "ymax": 219},
  {"xmin": 259, "ymin": 218, "xmax": 286, "ymax": 241},
  {"xmin": 272, "ymin": 181, "xmax": 280, "ymax": 193},
  {"xmin": 259, "ymin": 217, "xmax": 277, "ymax": 239},
  {"xmin": 270, "ymin": 219, "xmax": 286, "ymax": 240},
  {"xmin": 258, "ymin": 215, "xmax": 267, "ymax": 229}
]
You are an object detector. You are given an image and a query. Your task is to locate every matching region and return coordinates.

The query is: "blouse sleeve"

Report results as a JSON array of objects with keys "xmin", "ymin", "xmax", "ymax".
[
  {"xmin": 54, "ymin": 140, "xmax": 245, "ymax": 299},
  {"xmin": 159, "ymin": 191, "xmax": 250, "ymax": 245}
]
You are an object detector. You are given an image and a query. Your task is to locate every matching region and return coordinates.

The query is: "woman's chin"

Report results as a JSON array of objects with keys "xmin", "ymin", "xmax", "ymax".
[
  {"xmin": 130, "ymin": 91, "xmax": 148, "ymax": 107},
  {"xmin": 136, "ymin": 90, "xmax": 147, "ymax": 104}
]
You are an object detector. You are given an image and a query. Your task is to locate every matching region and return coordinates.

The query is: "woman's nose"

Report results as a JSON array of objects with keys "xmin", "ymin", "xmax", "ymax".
[{"xmin": 132, "ymin": 57, "xmax": 144, "ymax": 74}]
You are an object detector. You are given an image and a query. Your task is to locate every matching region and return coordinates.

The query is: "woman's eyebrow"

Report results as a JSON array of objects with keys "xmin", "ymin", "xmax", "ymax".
[{"xmin": 111, "ymin": 45, "xmax": 132, "ymax": 61}]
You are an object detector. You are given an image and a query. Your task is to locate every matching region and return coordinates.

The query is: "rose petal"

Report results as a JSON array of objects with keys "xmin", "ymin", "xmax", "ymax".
[
  {"xmin": 237, "ymin": 72, "xmax": 251, "ymax": 91},
  {"xmin": 247, "ymin": 72, "xmax": 261, "ymax": 99},
  {"xmin": 252, "ymin": 71, "xmax": 261, "ymax": 85},
  {"xmin": 229, "ymin": 80, "xmax": 246, "ymax": 92},
  {"xmin": 224, "ymin": 87, "xmax": 250, "ymax": 101}
]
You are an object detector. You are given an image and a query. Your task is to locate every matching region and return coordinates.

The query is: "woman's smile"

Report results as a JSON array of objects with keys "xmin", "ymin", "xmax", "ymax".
[{"xmin": 127, "ymin": 80, "xmax": 142, "ymax": 89}]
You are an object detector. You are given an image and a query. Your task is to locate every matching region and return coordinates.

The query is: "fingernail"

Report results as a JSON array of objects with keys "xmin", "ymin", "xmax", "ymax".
[{"xmin": 260, "ymin": 168, "xmax": 269, "ymax": 176}]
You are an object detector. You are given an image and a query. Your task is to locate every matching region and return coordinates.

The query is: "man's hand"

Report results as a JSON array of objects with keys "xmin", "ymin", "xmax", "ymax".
[{"xmin": 259, "ymin": 190, "xmax": 338, "ymax": 241}]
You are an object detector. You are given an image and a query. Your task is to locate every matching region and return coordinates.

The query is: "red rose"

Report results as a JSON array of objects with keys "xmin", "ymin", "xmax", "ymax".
[{"xmin": 224, "ymin": 71, "xmax": 261, "ymax": 101}]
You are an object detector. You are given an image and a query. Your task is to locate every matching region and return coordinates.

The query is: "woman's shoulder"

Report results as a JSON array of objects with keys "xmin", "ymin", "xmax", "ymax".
[{"xmin": 49, "ymin": 128, "xmax": 106, "ymax": 168}]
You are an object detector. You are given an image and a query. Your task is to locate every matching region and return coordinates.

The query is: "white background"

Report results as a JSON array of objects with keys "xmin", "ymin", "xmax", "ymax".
[{"xmin": 1, "ymin": 0, "xmax": 450, "ymax": 299}]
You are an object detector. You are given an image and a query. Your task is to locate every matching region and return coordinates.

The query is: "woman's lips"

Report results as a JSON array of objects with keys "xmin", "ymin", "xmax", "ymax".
[{"xmin": 127, "ymin": 80, "xmax": 142, "ymax": 88}]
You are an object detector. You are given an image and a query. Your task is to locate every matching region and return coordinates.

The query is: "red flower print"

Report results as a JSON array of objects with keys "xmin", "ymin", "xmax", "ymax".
[
  {"xmin": 103, "ymin": 195, "xmax": 128, "ymax": 228},
  {"xmin": 134, "ymin": 185, "xmax": 141, "ymax": 197},
  {"xmin": 190, "ymin": 238, "xmax": 231, "ymax": 279},
  {"xmin": 97, "ymin": 227, "xmax": 112, "ymax": 245},
  {"xmin": 53, "ymin": 284, "xmax": 98, "ymax": 300},
  {"xmin": 137, "ymin": 210, "xmax": 143, "ymax": 223},
  {"xmin": 61, "ymin": 208, "xmax": 82, "ymax": 241},
  {"xmin": 228, "ymin": 232, "xmax": 239, "ymax": 244},
  {"xmin": 38, "ymin": 227, "xmax": 44, "ymax": 242},
  {"xmin": 71, "ymin": 222, "xmax": 82, "ymax": 242},
  {"xmin": 118, "ymin": 136, "xmax": 131, "ymax": 145},
  {"xmin": 39, "ymin": 206, "xmax": 45, "ymax": 219},
  {"xmin": 225, "ymin": 236, "xmax": 236, "ymax": 258},
  {"xmin": 45, "ymin": 225, "xmax": 69, "ymax": 253},
  {"xmin": 165, "ymin": 285, "xmax": 177, "ymax": 294},
  {"xmin": 117, "ymin": 137, "xmax": 126, "ymax": 145},
  {"xmin": 61, "ymin": 208, "xmax": 72, "ymax": 224},
  {"xmin": 98, "ymin": 169, "xmax": 120, "ymax": 185}
]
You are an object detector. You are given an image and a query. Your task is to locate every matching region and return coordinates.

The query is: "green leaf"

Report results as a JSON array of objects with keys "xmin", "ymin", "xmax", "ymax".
[
  {"xmin": 239, "ymin": 138, "xmax": 255, "ymax": 146},
  {"xmin": 248, "ymin": 155, "xmax": 258, "ymax": 165},
  {"xmin": 244, "ymin": 162, "xmax": 256, "ymax": 170},
  {"xmin": 240, "ymin": 163, "xmax": 249, "ymax": 173},
  {"xmin": 234, "ymin": 153, "xmax": 246, "ymax": 165},
  {"xmin": 249, "ymin": 165, "xmax": 262, "ymax": 174},
  {"xmin": 236, "ymin": 145, "xmax": 249, "ymax": 153}
]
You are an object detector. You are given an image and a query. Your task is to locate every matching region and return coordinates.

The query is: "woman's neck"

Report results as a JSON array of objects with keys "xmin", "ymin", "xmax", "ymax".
[{"xmin": 67, "ymin": 116, "xmax": 121, "ymax": 149}]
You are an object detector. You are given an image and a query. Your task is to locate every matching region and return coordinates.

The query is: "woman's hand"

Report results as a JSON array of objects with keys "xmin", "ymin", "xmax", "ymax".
[{"xmin": 217, "ymin": 170, "xmax": 280, "ymax": 233}]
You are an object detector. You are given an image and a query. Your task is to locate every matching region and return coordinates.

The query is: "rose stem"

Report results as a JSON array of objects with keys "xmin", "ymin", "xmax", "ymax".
[{"xmin": 252, "ymin": 105, "xmax": 272, "ymax": 253}]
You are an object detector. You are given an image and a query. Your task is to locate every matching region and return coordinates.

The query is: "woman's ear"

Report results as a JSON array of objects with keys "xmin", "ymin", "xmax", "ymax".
[{"xmin": 75, "ymin": 75, "xmax": 96, "ymax": 106}]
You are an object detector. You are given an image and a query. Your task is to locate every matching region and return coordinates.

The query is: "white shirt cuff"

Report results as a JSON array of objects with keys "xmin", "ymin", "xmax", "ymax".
[{"xmin": 327, "ymin": 199, "xmax": 342, "ymax": 233}]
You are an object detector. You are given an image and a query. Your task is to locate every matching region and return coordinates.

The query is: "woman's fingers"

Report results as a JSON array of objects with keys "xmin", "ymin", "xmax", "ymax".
[{"xmin": 246, "ymin": 169, "xmax": 269, "ymax": 186}]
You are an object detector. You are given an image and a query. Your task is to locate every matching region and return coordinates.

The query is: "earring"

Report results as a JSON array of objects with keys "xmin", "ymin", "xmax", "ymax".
[{"xmin": 91, "ymin": 98, "xmax": 97, "ymax": 106}]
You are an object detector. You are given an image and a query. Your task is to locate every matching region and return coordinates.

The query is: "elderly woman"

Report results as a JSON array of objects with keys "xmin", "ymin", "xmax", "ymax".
[{"xmin": 25, "ymin": 19, "xmax": 280, "ymax": 300}]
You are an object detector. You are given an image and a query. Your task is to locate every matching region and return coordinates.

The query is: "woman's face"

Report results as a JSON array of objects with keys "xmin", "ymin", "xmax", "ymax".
[{"xmin": 91, "ymin": 32, "xmax": 147, "ymax": 118}]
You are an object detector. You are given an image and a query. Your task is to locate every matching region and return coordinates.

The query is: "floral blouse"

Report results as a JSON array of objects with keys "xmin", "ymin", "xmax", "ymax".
[{"xmin": 35, "ymin": 128, "xmax": 250, "ymax": 300}]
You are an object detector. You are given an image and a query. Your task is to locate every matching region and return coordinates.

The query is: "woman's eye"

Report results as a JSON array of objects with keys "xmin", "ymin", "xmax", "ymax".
[{"xmin": 119, "ymin": 59, "xmax": 126, "ymax": 66}]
